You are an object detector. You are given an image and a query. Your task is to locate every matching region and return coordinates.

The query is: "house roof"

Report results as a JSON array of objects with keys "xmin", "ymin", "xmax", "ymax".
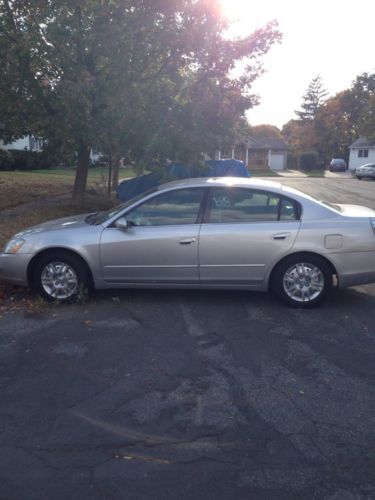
[
  {"xmin": 241, "ymin": 136, "xmax": 289, "ymax": 150},
  {"xmin": 350, "ymin": 137, "xmax": 375, "ymax": 148}
]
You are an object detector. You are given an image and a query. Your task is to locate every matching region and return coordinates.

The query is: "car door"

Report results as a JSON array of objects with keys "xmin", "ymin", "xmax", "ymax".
[
  {"xmin": 198, "ymin": 187, "xmax": 301, "ymax": 285},
  {"xmin": 100, "ymin": 187, "xmax": 205, "ymax": 283}
]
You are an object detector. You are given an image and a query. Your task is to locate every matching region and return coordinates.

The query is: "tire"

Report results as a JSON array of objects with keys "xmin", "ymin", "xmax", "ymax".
[
  {"xmin": 357, "ymin": 176, "xmax": 362, "ymax": 180},
  {"xmin": 271, "ymin": 254, "xmax": 333, "ymax": 308},
  {"xmin": 33, "ymin": 251, "xmax": 91, "ymax": 302}
]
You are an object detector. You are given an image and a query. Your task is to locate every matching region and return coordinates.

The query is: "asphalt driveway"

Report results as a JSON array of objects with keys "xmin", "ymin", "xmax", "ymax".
[{"xmin": 1, "ymin": 177, "xmax": 375, "ymax": 500}]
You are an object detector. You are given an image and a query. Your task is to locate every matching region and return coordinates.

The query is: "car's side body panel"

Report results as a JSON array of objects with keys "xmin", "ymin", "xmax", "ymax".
[
  {"xmin": 198, "ymin": 221, "xmax": 301, "ymax": 285},
  {"xmin": 99, "ymin": 224, "xmax": 201, "ymax": 283}
]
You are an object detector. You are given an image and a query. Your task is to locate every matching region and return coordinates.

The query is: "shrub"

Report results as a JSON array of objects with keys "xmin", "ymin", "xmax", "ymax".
[
  {"xmin": 299, "ymin": 151, "xmax": 322, "ymax": 171},
  {"xmin": 0, "ymin": 149, "xmax": 14, "ymax": 171},
  {"xmin": 286, "ymin": 153, "xmax": 298, "ymax": 169},
  {"xmin": 7, "ymin": 149, "xmax": 39, "ymax": 170}
]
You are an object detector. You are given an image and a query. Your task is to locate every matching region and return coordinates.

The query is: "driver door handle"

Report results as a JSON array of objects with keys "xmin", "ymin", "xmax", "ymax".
[{"xmin": 179, "ymin": 238, "xmax": 197, "ymax": 245}]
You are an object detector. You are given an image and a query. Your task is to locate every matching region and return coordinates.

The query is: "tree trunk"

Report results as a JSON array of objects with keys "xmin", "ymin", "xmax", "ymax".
[
  {"xmin": 73, "ymin": 142, "xmax": 90, "ymax": 205},
  {"xmin": 107, "ymin": 152, "xmax": 112, "ymax": 198},
  {"xmin": 111, "ymin": 155, "xmax": 120, "ymax": 191}
]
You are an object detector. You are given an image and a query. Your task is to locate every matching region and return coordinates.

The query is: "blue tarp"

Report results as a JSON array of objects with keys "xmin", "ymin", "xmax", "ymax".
[
  {"xmin": 205, "ymin": 159, "xmax": 250, "ymax": 178},
  {"xmin": 116, "ymin": 159, "xmax": 250, "ymax": 202}
]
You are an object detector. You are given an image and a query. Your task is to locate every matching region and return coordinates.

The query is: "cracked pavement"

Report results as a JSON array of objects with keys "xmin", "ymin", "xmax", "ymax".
[{"xmin": 1, "ymin": 178, "xmax": 375, "ymax": 499}]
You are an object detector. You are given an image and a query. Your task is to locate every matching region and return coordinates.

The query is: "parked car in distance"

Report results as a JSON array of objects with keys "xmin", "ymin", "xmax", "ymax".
[
  {"xmin": 355, "ymin": 163, "xmax": 375, "ymax": 180},
  {"xmin": 329, "ymin": 158, "xmax": 347, "ymax": 172},
  {"xmin": 1, "ymin": 177, "xmax": 375, "ymax": 308}
]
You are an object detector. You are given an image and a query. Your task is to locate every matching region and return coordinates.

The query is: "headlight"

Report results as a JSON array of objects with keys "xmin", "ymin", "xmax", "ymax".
[{"xmin": 3, "ymin": 238, "xmax": 25, "ymax": 254}]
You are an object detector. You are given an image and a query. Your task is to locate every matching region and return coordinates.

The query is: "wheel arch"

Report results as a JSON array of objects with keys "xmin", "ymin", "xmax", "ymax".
[
  {"xmin": 27, "ymin": 247, "xmax": 94, "ymax": 288},
  {"xmin": 268, "ymin": 251, "xmax": 338, "ymax": 291}
]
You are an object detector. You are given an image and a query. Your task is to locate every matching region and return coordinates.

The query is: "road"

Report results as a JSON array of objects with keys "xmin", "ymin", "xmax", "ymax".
[{"xmin": 1, "ymin": 177, "xmax": 375, "ymax": 500}]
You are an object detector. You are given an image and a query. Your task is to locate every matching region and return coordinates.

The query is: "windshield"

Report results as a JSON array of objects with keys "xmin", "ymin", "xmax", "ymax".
[{"xmin": 86, "ymin": 187, "xmax": 159, "ymax": 225}]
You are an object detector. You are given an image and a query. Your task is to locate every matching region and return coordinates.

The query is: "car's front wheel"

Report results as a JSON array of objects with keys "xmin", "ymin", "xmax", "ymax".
[
  {"xmin": 271, "ymin": 254, "xmax": 333, "ymax": 308},
  {"xmin": 33, "ymin": 252, "xmax": 91, "ymax": 302}
]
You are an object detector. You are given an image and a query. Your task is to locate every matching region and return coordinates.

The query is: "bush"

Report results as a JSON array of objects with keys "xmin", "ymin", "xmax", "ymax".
[
  {"xmin": 299, "ymin": 151, "xmax": 323, "ymax": 171},
  {"xmin": 7, "ymin": 149, "xmax": 39, "ymax": 170},
  {"xmin": 0, "ymin": 149, "xmax": 14, "ymax": 171},
  {"xmin": 286, "ymin": 153, "xmax": 298, "ymax": 169}
]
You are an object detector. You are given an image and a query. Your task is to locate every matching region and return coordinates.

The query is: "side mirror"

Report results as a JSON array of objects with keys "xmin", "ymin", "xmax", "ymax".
[{"xmin": 115, "ymin": 217, "xmax": 129, "ymax": 230}]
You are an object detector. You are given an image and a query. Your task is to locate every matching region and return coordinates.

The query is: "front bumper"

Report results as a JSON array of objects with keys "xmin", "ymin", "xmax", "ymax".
[{"xmin": 0, "ymin": 253, "xmax": 32, "ymax": 286}]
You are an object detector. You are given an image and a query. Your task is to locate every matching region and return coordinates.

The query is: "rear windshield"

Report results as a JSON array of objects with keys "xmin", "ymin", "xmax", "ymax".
[{"xmin": 321, "ymin": 201, "xmax": 342, "ymax": 212}]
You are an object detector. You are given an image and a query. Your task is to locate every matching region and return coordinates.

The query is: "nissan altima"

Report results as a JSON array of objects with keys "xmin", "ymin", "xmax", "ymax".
[{"xmin": 1, "ymin": 177, "xmax": 375, "ymax": 307}]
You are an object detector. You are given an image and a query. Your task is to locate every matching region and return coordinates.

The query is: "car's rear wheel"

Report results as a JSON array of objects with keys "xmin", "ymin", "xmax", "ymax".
[
  {"xmin": 33, "ymin": 252, "xmax": 91, "ymax": 302},
  {"xmin": 357, "ymin": 176, "xmax": 362, "ymax": 180},
  {"xmin": 271, "ymin": 254, "xmax": 333, "ymax": 308}
]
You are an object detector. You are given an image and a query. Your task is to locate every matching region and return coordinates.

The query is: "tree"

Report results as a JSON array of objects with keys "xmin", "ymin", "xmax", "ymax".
[
  {"xmin": 282, "ymin": 119, "xmax": 318, "ymax": 155},
  {"xmin": 0, "ymin": 0, "xmax": 281, "ymax": 201},
  {"xmin": 250, "ymin": 124, "xmax": 283, "ymax": 140},
  {"xmin": 295, "ymin": 75, "xmax": 328, "ymax": 121}
]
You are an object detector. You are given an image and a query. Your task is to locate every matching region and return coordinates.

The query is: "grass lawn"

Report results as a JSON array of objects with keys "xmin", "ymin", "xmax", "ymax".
[
  {"xmin": 0, "ymin": 166, "xmax": 135, "ymax": 211},
  {"xmin": 0, "ymin": 193, "xmax": 116, "ymax": 248},
  {"xmin": 0, "ymin": 167, "xmax": 134, "ymax": 248}
]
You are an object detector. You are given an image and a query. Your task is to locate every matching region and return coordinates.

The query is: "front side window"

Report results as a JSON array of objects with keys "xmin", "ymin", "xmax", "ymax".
[
  {"xmin": 207, "ymin": 188, "xmax": 299, "ymax": 223},
  {"xmin": 126, "ymin": 188, "xmax": 205, "ymax": 226}
]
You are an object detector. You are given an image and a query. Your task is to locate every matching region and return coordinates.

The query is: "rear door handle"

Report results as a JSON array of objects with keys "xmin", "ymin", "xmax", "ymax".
[
  {"xmin": 272, "ymin": 232, "xmax": 291, "ymax": 240},
  {"xmin": 179, "ymin": 238, "xmax": 197, "ymax": 245}
]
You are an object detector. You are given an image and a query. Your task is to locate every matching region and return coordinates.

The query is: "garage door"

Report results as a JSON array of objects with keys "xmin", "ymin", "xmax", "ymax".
[{"xmin": 270, "ymin": 154, "xmax": 284, "ymax": 170}]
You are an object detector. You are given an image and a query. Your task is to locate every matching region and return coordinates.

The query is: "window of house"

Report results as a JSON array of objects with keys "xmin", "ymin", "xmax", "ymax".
[
  {"xmin": 126, "ymin": 188, "xmax": 205, "ymax": 226},
  {"xmin": 220, "ymin": 148, "xmax": 234, "ymax": 159},
  {"xmin": 358, "ymin": 149, "xmax": 369, "ymax": 158},
  {"xmin": 207, "ymin": 188, "xmax": 300, "ymax": 223}
]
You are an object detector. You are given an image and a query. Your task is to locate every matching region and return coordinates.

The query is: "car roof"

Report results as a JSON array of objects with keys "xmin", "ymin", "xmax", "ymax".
[
  {"xmin": 157, "ymin": 176, "xmax": 314, "ymax": 202},
  {"xmin": 158, "ymin": 176, "xmax": 284, "ymax": 191}
]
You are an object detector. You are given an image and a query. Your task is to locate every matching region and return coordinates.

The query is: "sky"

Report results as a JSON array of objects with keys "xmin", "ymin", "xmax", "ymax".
[{"xmin": 219, "ymin": 0, "xmax": 375, "ymax": 128}]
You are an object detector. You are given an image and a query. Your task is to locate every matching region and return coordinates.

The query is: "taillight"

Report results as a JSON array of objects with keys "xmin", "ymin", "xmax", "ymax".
[{"xmin": 370, "ymin": 218, "xmax": 375, "ymax": 234}]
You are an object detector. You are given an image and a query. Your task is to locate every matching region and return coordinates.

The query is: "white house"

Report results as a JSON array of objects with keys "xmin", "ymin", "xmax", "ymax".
[
  {"xmin": 1, "ymin": 135, "xmax": 44, "ymax": 152},
  {"xmin": 348, "ymin": 138, "xmax": 375, "ymax": 170},
  {"xmin": 216, "ymin": 137, "xmax": 289, "ymax": 171}
]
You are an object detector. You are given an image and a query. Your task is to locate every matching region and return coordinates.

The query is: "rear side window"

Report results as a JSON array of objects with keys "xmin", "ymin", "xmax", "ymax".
[
  {"xmin": 207, "ymin": 188, "xmax": 300, "ymax": 223},
  {"xmin": 280, "ymin": 198, "xmax": 300, "ymax": 220}
]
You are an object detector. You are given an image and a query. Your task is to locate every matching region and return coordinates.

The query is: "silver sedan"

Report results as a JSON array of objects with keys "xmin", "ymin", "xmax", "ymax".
[
  {"xmin": 1, "ymin": 177, "xmax": 375, "ymax": 307},
  {"xmin": 355, "ymin": 163, "xmax": 375, "ymax": 180}
]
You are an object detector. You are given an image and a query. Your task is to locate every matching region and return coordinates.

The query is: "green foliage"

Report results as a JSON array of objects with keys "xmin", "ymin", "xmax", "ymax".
[
  {"xmin": 7, "ymin": 149, "xmax": 39, "ymax": 170},
  {"xmin": 0, "ymin": 149, "xmax": 14, "ymax": 171},
  {"xmin": 299, "ymin": 152, "xmax": 321, "ymax": 171},
  {"xmin": 295, "ymin": 76, "xmax": 328, "ymax": 121},
  {"xmin": 286, "ymin": 152, "xmax": 298, "ymax": 169},
  {"xmin": 0, "ymin": 0, "xmax": 281, "ymax": 199},
  {"xmin": 0, "ymin": 149, "xmax": 59, "ymax": 171},
  {"xmin": 284, "ymin": 72, "xmax": 375, "ymax": 163}
]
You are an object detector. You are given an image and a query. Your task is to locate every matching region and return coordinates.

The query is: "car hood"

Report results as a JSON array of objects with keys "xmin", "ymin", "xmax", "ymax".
[
  {"xmin": 336, "ymin": 204, "xmax": 375, "ymax": 217},
  {"xmin": 15, "ymin": 214, "xmax": 91, "ymax": 238},
  {"xmin": 357, "ymin": 166, "xmax": 374, "ymax": 171}
]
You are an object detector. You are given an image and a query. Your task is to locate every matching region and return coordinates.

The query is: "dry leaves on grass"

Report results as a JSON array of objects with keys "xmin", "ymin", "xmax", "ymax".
[{"xmin": 0, "ymin": 174, "xmax": 72, "ymax": 211}]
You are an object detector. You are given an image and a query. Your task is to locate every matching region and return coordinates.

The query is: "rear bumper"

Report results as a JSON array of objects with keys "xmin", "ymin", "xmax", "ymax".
[
  {"xmin": 332, "ymin": 251, "xmax": 375, "ymax": 288},
  {"xmin": 0, "ymin": 253, "xmax": 31, "ymax": 286},
  {"xmin": 339, "ymin": 271, "xmax": 375, "ymax": 288}
]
